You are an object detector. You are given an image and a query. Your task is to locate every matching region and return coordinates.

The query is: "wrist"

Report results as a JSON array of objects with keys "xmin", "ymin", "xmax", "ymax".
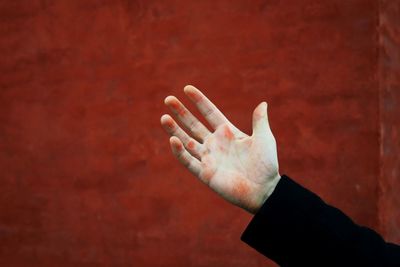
[{"xmin": 251, "ymin": 173, "xmax": 281, "ymax": 214}]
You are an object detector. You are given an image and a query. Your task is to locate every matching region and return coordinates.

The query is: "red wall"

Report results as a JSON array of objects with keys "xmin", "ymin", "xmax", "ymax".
[
  {"xmin": 379, "ymin": 0, "xmax": 400, "ymax": 243},
  {"xmin": 0, "ymin": 1, "xmax": 398, "ymax": 266}
]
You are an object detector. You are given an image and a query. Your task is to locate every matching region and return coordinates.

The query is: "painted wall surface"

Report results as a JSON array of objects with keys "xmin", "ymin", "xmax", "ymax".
[
  {"xmin": 379, "ymin": 0, "xmax": 400, "ymax": 243},
  {"xmin": 0, "ymin": 1, "xmax": 397, "ymax": 266}
]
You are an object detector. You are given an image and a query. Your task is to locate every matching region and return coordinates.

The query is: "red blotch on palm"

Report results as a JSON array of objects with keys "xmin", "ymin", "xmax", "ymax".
[
  {"xmin": 223, "ymin": 125, "xmax": 234, "ymax": 140},
  {"xmin": 232, "ymin": 179, "xmax": 250, "ymax": 199},
  {"xmin": 187, "ymin": 140, "xmax": 195, "ymax": 150}
]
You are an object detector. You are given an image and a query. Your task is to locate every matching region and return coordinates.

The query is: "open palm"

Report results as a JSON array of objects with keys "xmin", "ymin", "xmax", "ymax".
[{"xmin": 161, "ymin": 85, "xmax": 281, "ymax": 213}]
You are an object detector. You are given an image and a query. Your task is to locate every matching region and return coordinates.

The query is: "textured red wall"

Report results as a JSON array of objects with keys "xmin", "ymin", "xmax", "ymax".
[
  {"xmin": 379, "ymin": 0, "xmax": 400, "ymax": 243},
  {"xmin": 0, "ymin": 1, "xmax": 397, "ymax": 266}
]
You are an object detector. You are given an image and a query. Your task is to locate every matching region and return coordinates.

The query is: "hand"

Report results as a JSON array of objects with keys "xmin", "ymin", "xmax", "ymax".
[{"xmin": 160, "ymin": 85, "xmax": 281, "ymax": 214}]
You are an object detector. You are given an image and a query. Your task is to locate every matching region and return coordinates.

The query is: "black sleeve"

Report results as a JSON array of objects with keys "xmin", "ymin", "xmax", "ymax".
[{"xmin": 241, "ymin": 175, "xmax": 400, "ymax": 267}]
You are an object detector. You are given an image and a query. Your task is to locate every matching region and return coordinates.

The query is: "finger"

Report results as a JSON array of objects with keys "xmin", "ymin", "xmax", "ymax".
[
  {"xmin": 252, "ymin": 102, "xmax": 270, "ymax": 137},
  {"xmin": 164, "ymin": 96, "xmax": 211, "ymax": 142},
  {"xmin": 161, "ymin": 114, "xmax": 203, "ymax": 159},
  {"xmin": 184, "ymin": 85, "xmax": 231, "ymax": 129},
  {"xmin": 169, "ymin": 136, "xmax": 202, "ymax": 177}
]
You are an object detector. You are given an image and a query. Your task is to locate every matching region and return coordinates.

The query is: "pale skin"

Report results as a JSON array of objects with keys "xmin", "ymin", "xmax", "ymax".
[{"xmin": 160, "ymin": 85, "xmax": 281, "ymax": 214}]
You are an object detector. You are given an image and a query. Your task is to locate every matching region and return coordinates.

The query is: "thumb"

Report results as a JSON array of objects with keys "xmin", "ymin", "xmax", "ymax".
[{"xmin": 252, "ymin": 102, "xmax": 270, "ymax": 137}]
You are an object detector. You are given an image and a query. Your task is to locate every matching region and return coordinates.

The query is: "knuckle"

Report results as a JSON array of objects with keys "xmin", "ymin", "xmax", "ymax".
[
  {"xmin": 204, "ymin": 108, "xmax": 214, "ymax": 118},
  {"xmin": 171, "ymin": 128, "xmax": 179, "ymax": 136},
  {"xmin": 189, "ymin": 119, "xmax": 200, "ymax": 131}
]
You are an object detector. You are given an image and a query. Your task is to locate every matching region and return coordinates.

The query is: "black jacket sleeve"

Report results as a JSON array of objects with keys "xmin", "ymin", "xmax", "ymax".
[{"xmin": 241, "ymin": 175, "xmax": 400, "ymax": 267}]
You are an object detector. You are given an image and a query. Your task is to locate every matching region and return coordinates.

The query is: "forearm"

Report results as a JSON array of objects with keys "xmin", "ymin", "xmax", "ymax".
[{"xmin": 241, "ymin": 175, "xmax": 400, "ymax": 266}]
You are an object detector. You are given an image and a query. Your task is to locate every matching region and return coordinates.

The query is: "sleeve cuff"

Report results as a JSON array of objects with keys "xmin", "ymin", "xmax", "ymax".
[{"xmin": 240, "ymin": 174, "xmax": 326, "ymax": 264}]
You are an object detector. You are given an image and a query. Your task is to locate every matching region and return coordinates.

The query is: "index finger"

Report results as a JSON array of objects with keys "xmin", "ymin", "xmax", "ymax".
[{"xmin": 184, "ymin": 85, "xmax": 231, "ymax": 130}]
